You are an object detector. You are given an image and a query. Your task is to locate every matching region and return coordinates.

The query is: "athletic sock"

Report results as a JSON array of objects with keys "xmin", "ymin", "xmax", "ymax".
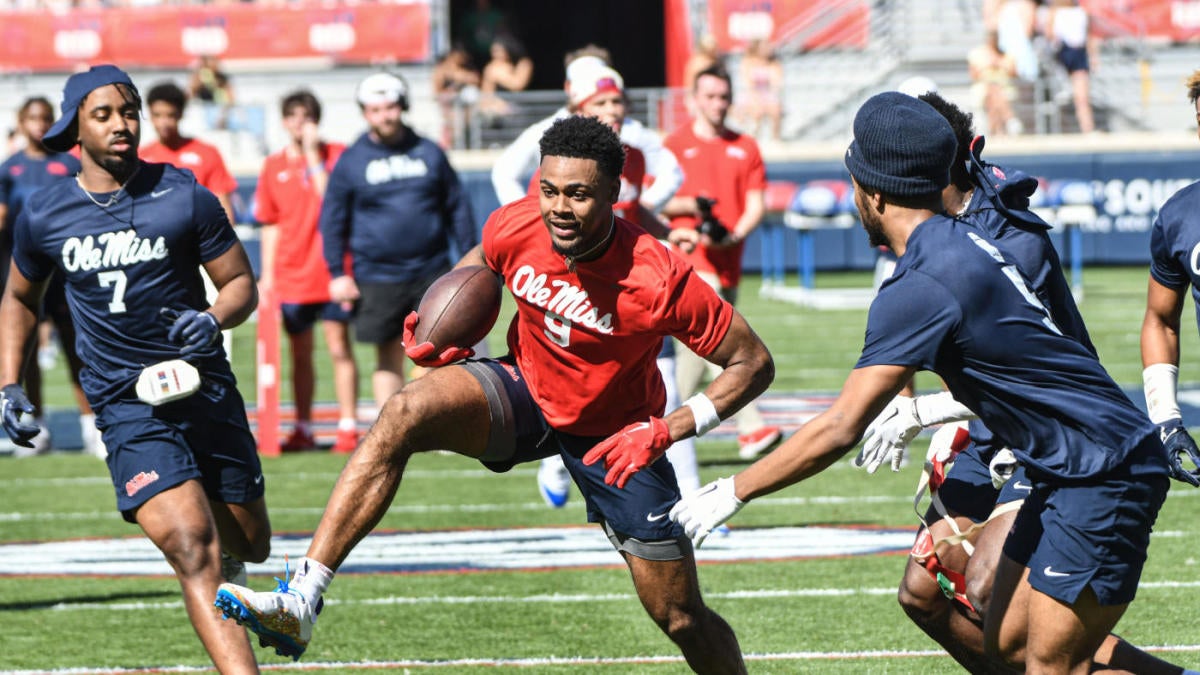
[
  {"xmin": 337, "ymin": 417, "xmax": 357, "ymax": 431},
  {"xmin": 291, "ymin": 556, "xmax": 334, "ymax": 608}
]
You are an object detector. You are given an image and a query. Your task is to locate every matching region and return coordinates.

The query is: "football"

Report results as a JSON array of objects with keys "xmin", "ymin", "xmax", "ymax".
[{"xmin": 412, "ymin": 265, "xmax": 504, "ymax": 350}]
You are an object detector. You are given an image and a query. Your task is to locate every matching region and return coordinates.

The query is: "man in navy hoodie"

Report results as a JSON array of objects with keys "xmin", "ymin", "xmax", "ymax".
[{"xmin": 319, "ymin": 71, "xmax": 477, "ymax": 410}]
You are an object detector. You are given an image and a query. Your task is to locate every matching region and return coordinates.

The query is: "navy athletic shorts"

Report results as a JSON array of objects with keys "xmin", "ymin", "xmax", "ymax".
[
  {"xmin": 98, "ymin": 377, "xmax": 264, "ymax": 523},
  {"xmin": 462, "ymin": 357, "xmax": 687, "ymax": 545},
  {"xmin": 281, "ymin": 301, "xmax": 352, "ymax": 335},
  {"xmin": 1002, "ymin": 433, "xmax": 1169, "ymax": 606},
  {"xmin": 930, "ymin": 442, "xmax": 1031, "ymax": 524}
]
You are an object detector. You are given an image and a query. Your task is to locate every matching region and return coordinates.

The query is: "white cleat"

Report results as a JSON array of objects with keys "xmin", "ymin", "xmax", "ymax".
[
  {"xmin": 537, "ymin": 455, "xmax": 571, "ymax": 508},
  {"xmin": 214, "ymin": 581, "xmax": 319, "ymax": 661}
]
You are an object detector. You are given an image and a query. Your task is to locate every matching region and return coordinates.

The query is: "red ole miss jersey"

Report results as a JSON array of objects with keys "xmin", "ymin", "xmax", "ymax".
[
  {"xmin": 254, "ymin": 143, "xmax": 347, "ymax": 303},
  {"xmin": 664, "ymin": 125, "xmax": 766, "ymax": 288},
  {"xmin": 525, "ymin": 144, "xmax": 647, "ymax": 221},
  {"xmin": 140, "ymin": 138, "xmax": 239, "ymax": 197},
  {"xmin": 483, "ymin": 196, "xmax": 733, "ymax": 436}
]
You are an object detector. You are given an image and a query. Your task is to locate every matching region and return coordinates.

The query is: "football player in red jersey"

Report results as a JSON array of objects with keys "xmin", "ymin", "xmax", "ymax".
[{"xmin": 216, "ymin": 115, "xmax": 772, "ymax": 673}]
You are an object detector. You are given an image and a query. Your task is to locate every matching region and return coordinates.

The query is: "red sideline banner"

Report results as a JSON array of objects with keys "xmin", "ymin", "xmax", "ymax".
[
  {"xmin": 0, "ymin": 0, "xmax": 431, "ymax": 72},
  {"xmin": 1084, "ymin": 0, "xmax": 1200, "ymax": 42},
  {"xmin": 256, "ymin": 284, "xmax": 280, "ymax": 458},
  {"xmin": 706, "ymin": 0, "xmax": 870, "ymax": 53}
]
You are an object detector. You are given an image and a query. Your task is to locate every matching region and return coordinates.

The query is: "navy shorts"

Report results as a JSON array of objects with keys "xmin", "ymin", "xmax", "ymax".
[
  {"xmin": 355, "ymin": 270, "xmax": 448, "ymax": 344},
  {"xmin": 462, "ymin": 357, "xmax": 687, "ymax": 545},
  {"xmin": 281, "ymin": 301, "xmax": 352, "ymax": 335},
  {"xmin": 98, "ymin": 377, "xmax": 264, "ymax": 523},
  {"xmin": 931, "ymin": 443, "xmax": 1031, "ymax": 524},
  {"xmin": 1057, "ymin": 45, "xmax": 1090, "ymax": 73},
  {"xmin": 1003, "ymin": 434, "xmax": 1169, "ymax": 606}
]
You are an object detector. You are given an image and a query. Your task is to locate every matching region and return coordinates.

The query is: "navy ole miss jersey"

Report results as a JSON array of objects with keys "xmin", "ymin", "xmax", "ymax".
[
  {"xmin": 856, "ymin": 214, "xmax": 1158, "ymax": 481},
  {"xmin": 1150, "ymin": 180, "xmax": 1200, "ymax": 336},
  {"xmin": 12, "ymin": 162, "xmax": 238, "ymax": 407}
]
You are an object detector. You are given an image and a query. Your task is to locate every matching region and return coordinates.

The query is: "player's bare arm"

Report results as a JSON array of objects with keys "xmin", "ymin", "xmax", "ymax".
[
  {"xmin": 0, "ymin": 262, "xmax": 48, "ymax": 384},
  {"xmin": 1141, "ymin": 275, "xmax": 1186, "ymax": 367},
  {"xmin": 666, "ymin": 310, "xmax": 773, "ymax": 440},
  {"xmin": 454, "ymin": 244, "xmax": 487, "ymax": 269},
  {"xmin": 736, "ymin": 364, "xmax": 916, "ymax": 501},
  {"xmin": 201, "ymin": 241, "xmax": 258, "ymax": 330}
]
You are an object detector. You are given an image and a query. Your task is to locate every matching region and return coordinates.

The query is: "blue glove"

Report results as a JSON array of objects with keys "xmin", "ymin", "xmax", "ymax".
[
  {"xmin": 0, "ymin": 383, "xmax": 39, "ymax": 448},
  {"xmin": 161, "ymin": 308, "xmax": 221, "ymax": 357},
  {"xmin": 1159, "ymin": 419, "xmax": 1200, "ymax": 487}
]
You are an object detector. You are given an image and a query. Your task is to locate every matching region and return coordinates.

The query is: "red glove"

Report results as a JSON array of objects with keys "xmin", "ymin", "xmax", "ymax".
[
  {"xmin": 402, "ymin": 312, "xmax": 475, "ymax": 367},
  {"xmin": 582, "ymin": 417, "xmax": 672, "ymax": 488}
]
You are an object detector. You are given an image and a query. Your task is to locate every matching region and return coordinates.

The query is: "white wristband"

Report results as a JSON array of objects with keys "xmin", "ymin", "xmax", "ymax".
[
  {"xmin": 1143, "ymin": 363, "xmax": 1181, "ymax": 424},
  {"xmin": 914, "ymin": 391, "xmax": 977, "ymax": 426},
  {"xmin": 684, "ymin": 393, "xmax": 721, "ymax": 437}
]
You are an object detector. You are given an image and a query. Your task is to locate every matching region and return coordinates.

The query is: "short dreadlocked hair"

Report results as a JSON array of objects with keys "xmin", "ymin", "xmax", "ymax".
[
  {"xmin": 919, "ymin": 91, "xmax": 975, "ymax": 193},
  {"xmin": 538, "ymin": 116, "xmax": 625, "ymax": 182},
  {"xmin": 1187, "ymin": 69, "xmax": 1200, "ymax": 105}
]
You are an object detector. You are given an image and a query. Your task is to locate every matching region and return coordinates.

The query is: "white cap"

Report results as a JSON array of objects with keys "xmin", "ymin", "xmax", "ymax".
[
  {"xmin": 569, "ymin": 65, "xmax": 624, "ymax": 108},
  {"xmin": 565, "ymin": 55, "xmax": 607, "ymax": 84},
  {"xmin": 356, "ymin": 72, "xmax": 407, "ymax": 106},
  {"xmin": 896, "ymin": 75, "xmax": 938, "ymax": 98}
]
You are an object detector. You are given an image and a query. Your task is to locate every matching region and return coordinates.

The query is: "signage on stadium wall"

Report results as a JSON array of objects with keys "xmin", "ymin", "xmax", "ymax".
[
  {"xmin": 706, "ymin": 0, "xmax": 870, "ymax": 52},
  {"xmin": 1084, "ymin": 0, "xmax": 1200, "ymax": 42},
  {"xmin": 0, "ymin": 0, "xmax": 431, "ymax": 72}
]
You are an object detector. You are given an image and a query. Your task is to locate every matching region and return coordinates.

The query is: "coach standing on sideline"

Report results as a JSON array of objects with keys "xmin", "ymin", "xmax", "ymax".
[
  {"xmin": 0, "ymin": 64, "xmax": 270, "ymax": 672},
  {"xmin": 319, "ymin": 71, "xmax": 476, "ymax": 411}
]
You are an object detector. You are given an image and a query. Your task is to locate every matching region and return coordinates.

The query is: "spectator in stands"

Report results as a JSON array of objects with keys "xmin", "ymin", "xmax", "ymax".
[
  {"xmin": 0, "ymin": 96, "xmax": 100, "ymax": 457},
  {"xmin": 433, "ymin": 43, "xmax": 482, "ymax": 149},
  {"xmin": 663, "ymin": 65, "xmax": 783, "ymax": 461},
  {"xmin": 736, "ymin": 38, "xmax": 784, "ymax": 142},
  {"xmin": 683, "ymin": 34, "xmax": 723, "ymax": 92},
  {"xmin": 188, "ymin": 55, "xmax": 234, "ymax": 131},
  {"xmin": 968, "ymin": 30, "xmax": 1020, "ymax": 136},
  {"xmin": 1047, "ymin": 0, "xmax": 1096, "ymax": 133},
  {"xmin": 255, "ymin": 90, "xmax": 360, "ymax": 454},
  {"xmin": 140, "ymin": 82, "xmax": 239, "ymax": 225},
  {"xmin": 478, "ymin": 34, "xmax": 533, "ymax": 122},
  {"xmin": 456, "ymin": 0, "xmax": 511, "ymax": 72},
  {"xmin": 319, "ymin": 72, "xmax": 476, "ymax": 411},
  {"xmin": 996, "ymin": 0, "xmax": 1040, "ymax": 82}
]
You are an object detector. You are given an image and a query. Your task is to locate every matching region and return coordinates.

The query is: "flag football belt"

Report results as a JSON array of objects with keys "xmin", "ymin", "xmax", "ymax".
[
  {"xmin": 910, "ymin": 424, "xmax": 1022, "ymax": 611},
  {"xmin": 135, "ymin": 360, "xmax": 202, "ymax": 406}
]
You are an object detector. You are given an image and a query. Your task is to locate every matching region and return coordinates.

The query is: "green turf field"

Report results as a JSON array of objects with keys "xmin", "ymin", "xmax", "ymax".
[{"xmin": 4, "ymin": 267, "xmax": 1200, "ymax": 673}]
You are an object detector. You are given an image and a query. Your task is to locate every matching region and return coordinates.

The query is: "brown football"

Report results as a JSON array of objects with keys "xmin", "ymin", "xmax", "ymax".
[{"xmin": 412, "ymin": 265, "xmax": 503, "ymax": 350}]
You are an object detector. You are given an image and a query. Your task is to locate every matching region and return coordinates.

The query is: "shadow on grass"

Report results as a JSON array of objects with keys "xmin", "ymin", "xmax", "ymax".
[{"xmin": 0, "ymin": 588, "xmax": 177, "ymax": 612}]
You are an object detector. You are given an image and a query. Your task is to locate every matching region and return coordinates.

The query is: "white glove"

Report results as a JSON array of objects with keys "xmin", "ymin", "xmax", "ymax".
[
  {"xmin": 854, "ymin": 395, "xmax": 921, "ymax": 474},
  {"xmin": 927, "ymin": 420, "xmax": 971, "ymax": 466},
  {"xmin": 669, "ymin": 476, "xmax": 744, "ymax": 548},
  {"xmin": 988, "ymin": 447, "xmax": 1018, "ymax": 490}
]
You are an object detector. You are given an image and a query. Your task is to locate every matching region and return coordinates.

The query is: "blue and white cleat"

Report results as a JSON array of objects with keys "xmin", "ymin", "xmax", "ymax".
[
  {"xmin": 214, "ymin": 576, "xmax": 320, "ymax": 661},
  {"xmin": 537, "ymin": 455, "xmax": 571, "ymax": 508}
]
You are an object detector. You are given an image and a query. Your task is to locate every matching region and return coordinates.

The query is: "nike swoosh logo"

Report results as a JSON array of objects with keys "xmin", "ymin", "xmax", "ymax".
[
  {"xmin": 646, "ymin": 512, "xmax": 668, "ymax": 522},
  {"xmin": 151, "ymin": 188, "xmax": 173, "ymax": 198},
  {"xmin": 253, "ymin": 474, "xmax": 263, "ymax": 485},
  {"xmin": 1043, "ymin": 566, "xmax": 1070, "ymax": 578},
  {"xmin": 1012, "ymin": 481, "xmax": 1032, "ymax": 491}
]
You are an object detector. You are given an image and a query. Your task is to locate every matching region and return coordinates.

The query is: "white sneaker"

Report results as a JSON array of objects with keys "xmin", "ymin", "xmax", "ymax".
[
  {"xmin": 80, "ymin": 419, "xmax": 107, "ymax": 459},
  {"xmin": 215, "ymin": 580, "xmax": 319, "ymax": 661},
  {"xmin": 14, "ymin": 424, "xmax": 51, "ymax": 458},
  {"xmin": 220, "ymin": 552, "xmax": 247, "ymax": 586},
  {"xmin": 537, "ymin": 455, "xmax": 571, "ymax": 508}
]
